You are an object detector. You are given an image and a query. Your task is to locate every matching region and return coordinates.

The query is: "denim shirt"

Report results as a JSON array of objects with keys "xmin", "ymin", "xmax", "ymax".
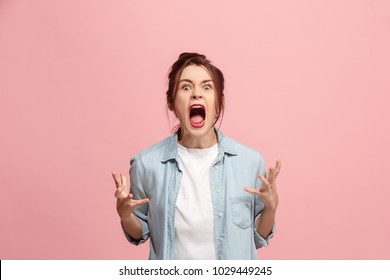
[{"xmin": 122, "ymin": 130, "xmax": 274, "ymax": 259}]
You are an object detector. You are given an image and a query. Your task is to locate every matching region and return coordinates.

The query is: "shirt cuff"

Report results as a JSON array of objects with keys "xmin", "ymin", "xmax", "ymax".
[{"xmin": 120, "ymin": 217, "xmax": 150, "ymax": 246}]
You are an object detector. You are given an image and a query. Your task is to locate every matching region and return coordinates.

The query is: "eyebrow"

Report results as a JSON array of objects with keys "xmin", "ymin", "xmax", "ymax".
[{"xmin": 178, "ymin": 79, "xmax": 214, "ymax": 84}]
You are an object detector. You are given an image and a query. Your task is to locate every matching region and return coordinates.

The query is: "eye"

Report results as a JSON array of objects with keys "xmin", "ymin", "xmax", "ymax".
[
  {"xmin": 203, "ymin": 84, "xmax": 213, "ymax": 91},
  {"xmin": 182, "ymin": 84, "xmax": 192, "ymax": 91}
]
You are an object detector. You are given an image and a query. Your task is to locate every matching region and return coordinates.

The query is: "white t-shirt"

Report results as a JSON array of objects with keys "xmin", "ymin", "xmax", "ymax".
[{"xmin": 174, "ymin": 143, "xmax": 218, "ymax": 259}]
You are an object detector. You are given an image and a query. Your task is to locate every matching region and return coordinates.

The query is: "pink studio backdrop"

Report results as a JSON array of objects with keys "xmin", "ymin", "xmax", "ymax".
[{"xmin": 1, "ymin": 0, "xmax": 389, "ymax": 259}]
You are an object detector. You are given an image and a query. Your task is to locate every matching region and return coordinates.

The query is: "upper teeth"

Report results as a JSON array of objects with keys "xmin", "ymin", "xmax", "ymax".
[{"xmin": 192, "ymin": 105, "xmax": 203, "ymax": 109}]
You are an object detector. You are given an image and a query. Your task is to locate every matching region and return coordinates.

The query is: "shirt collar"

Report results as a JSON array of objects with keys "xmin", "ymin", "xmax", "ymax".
[{"xmin": 161, "ymin": 129, "xmax": 237, "ymax": 163}]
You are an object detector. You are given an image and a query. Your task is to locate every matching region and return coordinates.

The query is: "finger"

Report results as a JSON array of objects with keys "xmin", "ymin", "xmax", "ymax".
[
  {"xmin": 244, "ymin": 187, "xmax": 259, "ymax": 195},
  {"xmin": 114, "ymin": 188, "xmax": 126, "ymax": 198},
  {"xmin": 120, "ymin": 174, "xmax": 127, "ymax": 188},
  {"xmin": 131, "ymin": 198, "xmax": 149, "ymax": 207},
  {"xmin": 258, "ymin": 173, "xmax": 271, "ymax": 190},
  {"xmin": 112, "ymin": 172, "xmax": 122, "ymax": 188},
  {"xmin": 271, "ymin": 167, "xmax": 278, "ymax": 186},
  {"xmin": 114, "ymin": 190, "xmax": 122, "ymax": 198},
  {"xmin": 274, "ymin": 160, "xmax": 281, "ymax": 177},
  {"xmin": 268, "ymin": 161, "xmax": 281, "ymax": 189},
  {"xmin": 115, "ymin": 185, "xmax": 130, "ymax": 198},
  {"xmin": 267, "ymin": 167, "xmax": 274, "ymax": 184}
]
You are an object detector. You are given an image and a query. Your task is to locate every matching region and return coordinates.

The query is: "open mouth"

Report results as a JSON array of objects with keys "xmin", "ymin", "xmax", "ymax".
[{"xmin": 189, "ymin": 104, "xmax": 205, "ymax": 128}]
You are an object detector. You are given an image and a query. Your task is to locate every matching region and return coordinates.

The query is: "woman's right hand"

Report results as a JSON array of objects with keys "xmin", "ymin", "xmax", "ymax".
[{"xmin": 112, "ymin": 172, "xmax": 149, "ymax": 219}]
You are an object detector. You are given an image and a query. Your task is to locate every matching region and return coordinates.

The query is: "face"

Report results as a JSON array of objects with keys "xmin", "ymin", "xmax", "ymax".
[{"xmin": 173, "ymin": 64, "xmax": 218, "ymax": 147}]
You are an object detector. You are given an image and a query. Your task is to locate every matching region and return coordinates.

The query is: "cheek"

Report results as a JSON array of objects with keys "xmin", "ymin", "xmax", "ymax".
[
  {"xmin": 208, "ymin": 95, "xmax": 218, "ymax": 113},
  {"xmin": 173, "ymin": 97, "xmax": 187, "ymax": 118},
  {"xmin": 173, "ymin": 98, "xmax": 181, "ymax": 110}
]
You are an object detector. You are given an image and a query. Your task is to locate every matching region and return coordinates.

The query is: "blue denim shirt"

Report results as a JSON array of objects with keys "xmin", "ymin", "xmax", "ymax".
[{"xmin": 123, "ymin": 130, "xmax": 274, "ymax": 259}]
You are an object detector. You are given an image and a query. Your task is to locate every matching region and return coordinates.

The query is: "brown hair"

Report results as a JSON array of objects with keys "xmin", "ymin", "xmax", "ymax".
[{"xmin": 166, "ymin": 52, "xmax": 225, "ymax": 131}]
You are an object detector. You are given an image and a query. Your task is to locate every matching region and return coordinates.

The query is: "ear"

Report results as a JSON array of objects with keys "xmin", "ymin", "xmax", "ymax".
[
  {"xmin": 169, "ymin": 105, "xmax": 177, "ymax": 117},
  {"xmin": 217, "ymin": 95, "xmax": 225, "ymax": 118}
]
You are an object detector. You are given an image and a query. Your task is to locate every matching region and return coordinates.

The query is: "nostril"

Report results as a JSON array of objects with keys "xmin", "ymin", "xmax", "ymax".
[{"xmin": 192, "ymin": 91, "xmax": 202, "ymax": 97}]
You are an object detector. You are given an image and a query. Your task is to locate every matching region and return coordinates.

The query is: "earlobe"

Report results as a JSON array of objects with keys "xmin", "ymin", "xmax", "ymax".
[{"xmin": 169, "ymin": 106, "xmax": 177, "ymax": 117}]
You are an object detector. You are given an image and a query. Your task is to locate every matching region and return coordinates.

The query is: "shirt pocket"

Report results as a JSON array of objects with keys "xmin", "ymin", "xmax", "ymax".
[{"xmin": 230, "ymin": 196, "xmax": 253, "ymax": 229}]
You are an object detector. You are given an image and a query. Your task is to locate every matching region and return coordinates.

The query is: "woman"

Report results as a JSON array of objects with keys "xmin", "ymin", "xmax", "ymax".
[{"xmin": 112, "ymin": 52, "xmax": 281, "ymax": 260}]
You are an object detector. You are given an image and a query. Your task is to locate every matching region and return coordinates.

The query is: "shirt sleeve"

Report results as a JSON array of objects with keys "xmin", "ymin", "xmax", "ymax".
[
  {"xmin": 253, "ymin": 154, "xmax": 275, "ymax": 249},
  {"xmin": 121, "ymin": 157, "xmax": 150, "ymax": 246}
]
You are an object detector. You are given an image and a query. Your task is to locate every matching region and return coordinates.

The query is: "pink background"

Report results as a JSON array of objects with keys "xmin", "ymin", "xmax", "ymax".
[{"xmin": 1, "ymin": 0, "xmax": 389, "ymax": 259}]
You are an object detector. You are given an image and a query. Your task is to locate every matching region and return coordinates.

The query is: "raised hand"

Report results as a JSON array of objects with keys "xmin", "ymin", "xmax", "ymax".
[
  {"xmin": 112, "ymin": 172, "xmax": 149, "ymax": 219},
  {"xmin": 244, "ymin": 160, "xmax": 281, "ymax": 211}
]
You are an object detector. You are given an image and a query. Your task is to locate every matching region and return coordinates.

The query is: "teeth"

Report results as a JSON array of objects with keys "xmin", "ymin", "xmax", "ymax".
[{"xmin": 191, "ymin": 105, "xmax": 203, "ymax": 109}]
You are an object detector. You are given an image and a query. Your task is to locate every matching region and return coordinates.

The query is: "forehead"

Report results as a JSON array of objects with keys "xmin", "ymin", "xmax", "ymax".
[{"xmin": 179, "ymin": 64, "xmax": 213, "ymax": 81}]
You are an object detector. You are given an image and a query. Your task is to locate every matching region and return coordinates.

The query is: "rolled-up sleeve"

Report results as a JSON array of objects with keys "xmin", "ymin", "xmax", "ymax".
[{"xmin": 121, "ymin": 157, "xmax": 150, "ymax": 245}]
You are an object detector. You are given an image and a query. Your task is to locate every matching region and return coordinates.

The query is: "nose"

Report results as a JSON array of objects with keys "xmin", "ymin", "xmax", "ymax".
[{"xmin": 191, "ymin": 87, "xmax": 203, "ymax": 99}]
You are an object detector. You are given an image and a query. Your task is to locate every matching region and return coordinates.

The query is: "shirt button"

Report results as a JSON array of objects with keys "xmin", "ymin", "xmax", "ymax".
[
  {"xmin": 216, "ymin": 188, "xmax": 221, "ymax": 193},
  {"xmin": 218, "ymin": 212, "xmax": 223, "ymax": 218},
  {"xmin": 215, "ymin": 165, "xmax": 220, "ymax": 170},
  {"xmin": 220, "ymin": 237, "xmax": 224, "ymax": 242}
]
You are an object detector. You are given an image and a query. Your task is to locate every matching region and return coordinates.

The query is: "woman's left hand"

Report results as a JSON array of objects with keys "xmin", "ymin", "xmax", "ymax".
[{"xmin": 245, "ymin": 160, "xmax": 281, "ymax": 211}]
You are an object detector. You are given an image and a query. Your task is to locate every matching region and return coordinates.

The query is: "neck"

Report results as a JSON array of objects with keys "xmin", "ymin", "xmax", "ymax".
[{"xmin": 178, "ymin": 129, "xmax": 218, "ymax": 149}]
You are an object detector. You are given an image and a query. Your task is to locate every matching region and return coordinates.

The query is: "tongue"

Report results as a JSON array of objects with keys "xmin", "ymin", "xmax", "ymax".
[{"xmin": 190, "ymin": 115, "xmax": 204, "ymax": 124}]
